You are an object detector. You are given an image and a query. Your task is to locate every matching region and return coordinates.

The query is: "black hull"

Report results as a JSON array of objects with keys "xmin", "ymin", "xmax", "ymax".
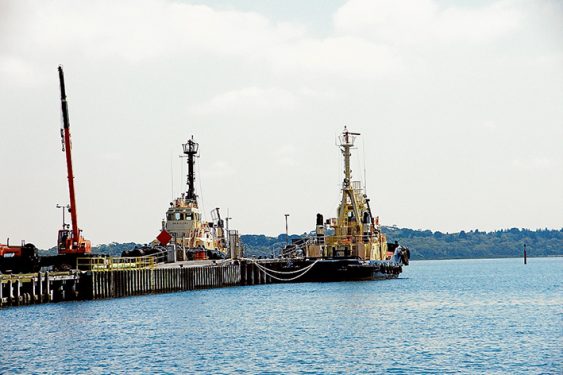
[{"xmin": 256, "ymin": 258, "xmax": 402, "ymax": 283}]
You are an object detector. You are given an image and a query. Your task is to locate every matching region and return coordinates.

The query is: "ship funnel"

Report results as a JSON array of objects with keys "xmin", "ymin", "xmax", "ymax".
[{"xmin": 316, "ymin": 213, "xmax": 325, "ymax": 244}]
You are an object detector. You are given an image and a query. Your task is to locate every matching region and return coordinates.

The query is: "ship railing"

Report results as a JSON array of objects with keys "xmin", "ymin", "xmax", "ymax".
[
  {"xmin": 148, "ymin": 249, "xmax": 168, "ymax": 263},
  {"xmin": 324, "ymin": 234, "xmax": 379, "ymax": 244},
  {"xmin": 281, "ymin": 236, "xmax": 314, "ymax": 257},
  {"xmin": 76, "ymin": 256, "xmax": 156, "ymax": 271},
  {"xmin": 351, "ymin": 181, "xmax": 362, "ymax": 191}
]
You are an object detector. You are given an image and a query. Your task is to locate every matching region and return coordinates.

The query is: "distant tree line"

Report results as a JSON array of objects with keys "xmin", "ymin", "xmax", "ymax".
[
  {"xmin": 381, "ymin": 227, "xmax": 562, "ymax": 259},
  {"xmin": 241, "ymin": 227, "xmax": 563, "ymax": 260},
  {"xmin": 40, "ymin": 242, "xmax": 140, "ymax": 256},
  {"xmin": 38, "ymin": 228, "xmax": 562, "ymax": 260}
]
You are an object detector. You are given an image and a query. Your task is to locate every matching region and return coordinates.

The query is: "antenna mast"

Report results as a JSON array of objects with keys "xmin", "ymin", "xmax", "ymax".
[
  {"xmin": 339, "ymin": 126, "xmax": 361, "ymax": 189},
  {"xmin": 182, "ymin": 136, "xmax": 199, "ymax": 202}
]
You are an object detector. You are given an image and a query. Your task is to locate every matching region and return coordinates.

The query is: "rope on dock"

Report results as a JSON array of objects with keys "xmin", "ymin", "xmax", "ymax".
[{"xmin": 248, "ymin": 259, "xmax": 320, "ymax": 282}]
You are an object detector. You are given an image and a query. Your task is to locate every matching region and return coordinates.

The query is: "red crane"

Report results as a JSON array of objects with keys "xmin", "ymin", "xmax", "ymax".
[{"xmin": 57, "ymin": 66, "xmax": 91, "ymax": 255}]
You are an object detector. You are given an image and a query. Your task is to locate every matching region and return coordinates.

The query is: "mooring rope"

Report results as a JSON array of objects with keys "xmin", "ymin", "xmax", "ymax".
[
  {"xmin": 255, "ymin": 263, "xmax": 316, "ymax": 282},
  {"xmin": 247, "ymin": 259, "xmax": 320, "ymax": 282},
  {"xmin": 243, "ymin": 258, "xmax": 319, "ymax": 275}
]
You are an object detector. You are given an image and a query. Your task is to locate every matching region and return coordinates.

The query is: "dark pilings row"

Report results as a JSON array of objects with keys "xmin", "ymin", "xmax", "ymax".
[
  {"xmin": 0, "ymin": 272, "xmax": 80, "ymax": 308},
  {"xmin": 88, "ymin": 264, "xmax": 243, "ymax": 300},
  {"xmin": 240, "ymin": 261, "xmax": 271, "ymax": 286},
  {"xmin": 2, "ymin": 260, "xmax": 274, "ymax": 308}
]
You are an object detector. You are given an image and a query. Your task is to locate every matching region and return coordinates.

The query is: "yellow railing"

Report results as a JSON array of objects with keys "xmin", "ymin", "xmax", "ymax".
[{"xmin": 76, "ymin": 256, "xmax": 155, "ymax": 271}]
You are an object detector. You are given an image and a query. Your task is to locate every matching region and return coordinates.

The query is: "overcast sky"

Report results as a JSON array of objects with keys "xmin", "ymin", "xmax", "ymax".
[{"xmin": 1, "ymin": 0, "xmax": 562, "ymax": 249}]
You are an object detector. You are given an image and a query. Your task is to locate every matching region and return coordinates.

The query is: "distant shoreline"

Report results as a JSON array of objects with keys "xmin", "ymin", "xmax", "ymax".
[
  {"xmin": 36, "ymin": 227, "xmax": 562, "ymax": 261},
  {"xmin": 408, "ymin": 254, "xmax": 563, "ymax": 261}
]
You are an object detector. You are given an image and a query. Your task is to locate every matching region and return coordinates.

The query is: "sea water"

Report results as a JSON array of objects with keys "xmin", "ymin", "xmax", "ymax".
[{"xmin": 1, "ymin": 257, "xmax": 561, "ymax": 374}]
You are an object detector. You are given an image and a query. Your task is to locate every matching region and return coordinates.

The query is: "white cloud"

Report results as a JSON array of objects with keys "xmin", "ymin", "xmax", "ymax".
[
  {"xmin": 482, "ymin": 120, "xmax": 498, "ymax": 131},
  {"xmin": 439, "ymin": 2, "xmax": 522, "ymax": 43},
  {"xmin": 334, "ymin": 0, "xmax": 437, "ymax": 42},
  {"xmin": 1, "ymin": 0, "xmax": 306, "ymax": 63},
  {"xmin": 512, "ymin": 157, "xmax": 556, "ymax": 170},
  {"xmin": 268, "ymin": 36, "xmax": 402, "ymax": 80},
  {"xmin": 1, "ymin": 0, "xmax": 404, "ymax": 83},
  {"xmin": 202, "ymin": 160, "xmax": 237, "ymax": 178},
  {"xmin": 0, "ymin": 56, "xmax": 40, "ymax": 86},
  {"xmin": 334, "ymin": 0, "xmax": 523, "ymax": 44},
  {"xmin": 275, "ymin": 144, "xmax": 298, "ymax": 167},
  {"xmin": 189, "ymin": 87, "xmax": 298, "ymax": 115}
]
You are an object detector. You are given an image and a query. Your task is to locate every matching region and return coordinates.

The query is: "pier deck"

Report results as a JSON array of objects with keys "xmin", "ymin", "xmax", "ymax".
[{"xmin": 0, "ymin": 260, "xmax": 271, "ymax": 308}]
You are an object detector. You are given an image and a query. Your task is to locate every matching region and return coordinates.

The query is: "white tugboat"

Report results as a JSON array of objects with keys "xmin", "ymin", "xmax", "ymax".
[
  {"xmin": 161, "ymin": 136, "xmax": 243, "ymax": 260},
  {"xmin": 124, "ymin": 136, "xmax": 243, "ymax": 261}
]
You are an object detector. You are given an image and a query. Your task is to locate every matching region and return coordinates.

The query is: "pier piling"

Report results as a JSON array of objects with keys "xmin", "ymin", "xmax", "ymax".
[{"xmin": 1, "ymin": 260, "xmax": 265, "ymax": 308}]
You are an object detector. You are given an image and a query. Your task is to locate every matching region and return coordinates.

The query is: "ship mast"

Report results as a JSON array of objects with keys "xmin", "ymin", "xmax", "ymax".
[
  {"xmin": 340, "ymin": 126, "xmax": 360, "ymax": 189},
  {"xmin": 182, "ymin": 136, "xmax": 199, "ymax": 202},
  {"xmin": 336, "ymin": 127, "xmax": 363, "ymax": 256}
]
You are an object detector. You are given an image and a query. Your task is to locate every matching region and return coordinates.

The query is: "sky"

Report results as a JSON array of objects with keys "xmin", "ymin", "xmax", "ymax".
[{"xmin": 0, "ymin": 0, "xmax": 562, "ymax": 249}]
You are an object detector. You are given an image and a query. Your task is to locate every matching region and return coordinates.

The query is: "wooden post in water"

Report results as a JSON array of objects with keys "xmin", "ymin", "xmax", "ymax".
[
  {"xmin": 45, "ymin": 272, "xmax": 51, "ymax": 302},
  {"xmin": 92, "ymin": 272, "xmax": 96, "ymax": 299},
  {"xmin": 190, "ymin": 268, "xmax": 193, "ymax": 290},
  {"xmin": 96, "ymin": 272, "xmax": 100, "ymax": 299},
  {"xmin": 241, "ymin": 263, "xmax": 246, "ymax": 285},
  {"xmin": 31, "ymin": 276, "xmax": 36, "ymax": 303},
  {"xmin": 102, "ymin": 272, "xmax": 106, "ymax": 298},
  {"xmin": 524, "ymin": 243, "xmax": 527, "ymax": 265},
  {"xmin": 8, "ymin": 279, "xmax": 13, "ymax": 305},
  {"xmin": 15, "ymin": 279, "xmax": 21, "ymax": 305},
  {"xmin": 125, "ymin": 271, "xmax": 129, "ymax": 296},
  {"xmin": 37, "ymin": 272, "xmax": 42, "ymax": 303}
]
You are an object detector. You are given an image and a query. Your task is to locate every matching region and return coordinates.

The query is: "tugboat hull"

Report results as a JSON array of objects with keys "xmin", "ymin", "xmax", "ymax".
[{"xmin": 256, "ymin": 258, "xmax": 402, "ymax": 283}]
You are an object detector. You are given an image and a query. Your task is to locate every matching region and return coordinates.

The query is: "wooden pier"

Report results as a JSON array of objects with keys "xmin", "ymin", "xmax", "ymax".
[
  {"xmin": 0, "ymin": 271, "xmax": 81, "ymax": 307},
  {"xmin": 0, "ymin": 260, "xmax": 272, "ymax": 308}
]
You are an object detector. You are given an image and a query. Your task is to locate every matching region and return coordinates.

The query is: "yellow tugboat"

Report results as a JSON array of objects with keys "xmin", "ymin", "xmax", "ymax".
[
  {"xmin": 300, "ymin": 127, "xmax": 406, "ymax": 262},
  {"xmin": 254, "ymin": 127, "xmax": 409, "ymax": 281}
]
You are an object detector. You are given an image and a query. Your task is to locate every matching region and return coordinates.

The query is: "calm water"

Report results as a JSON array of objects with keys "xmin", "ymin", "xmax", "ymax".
[{"xmin": 1, "ymin": 257, "xmax": 562, "ymax": 374}]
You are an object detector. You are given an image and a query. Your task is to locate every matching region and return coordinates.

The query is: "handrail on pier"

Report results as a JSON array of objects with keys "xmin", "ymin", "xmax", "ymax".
[{"xmin": 76, "ymin": 256, "xmax": 156, "ymax": 271}]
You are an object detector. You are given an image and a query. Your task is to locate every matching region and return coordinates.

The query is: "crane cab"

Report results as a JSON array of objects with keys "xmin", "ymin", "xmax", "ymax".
[{"xmin": 57, "ymin": 228, "xmax": 91, "ymax": 255}]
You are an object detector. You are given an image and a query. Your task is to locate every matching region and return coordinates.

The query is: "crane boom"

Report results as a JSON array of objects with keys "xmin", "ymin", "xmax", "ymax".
[
  {"xmin": 57, "ymin": 66, "xmax": 90, "ymax": 254},
  {"xmin": 58, "ymin": 66, "xmax": 80, "ymax": 243}
]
